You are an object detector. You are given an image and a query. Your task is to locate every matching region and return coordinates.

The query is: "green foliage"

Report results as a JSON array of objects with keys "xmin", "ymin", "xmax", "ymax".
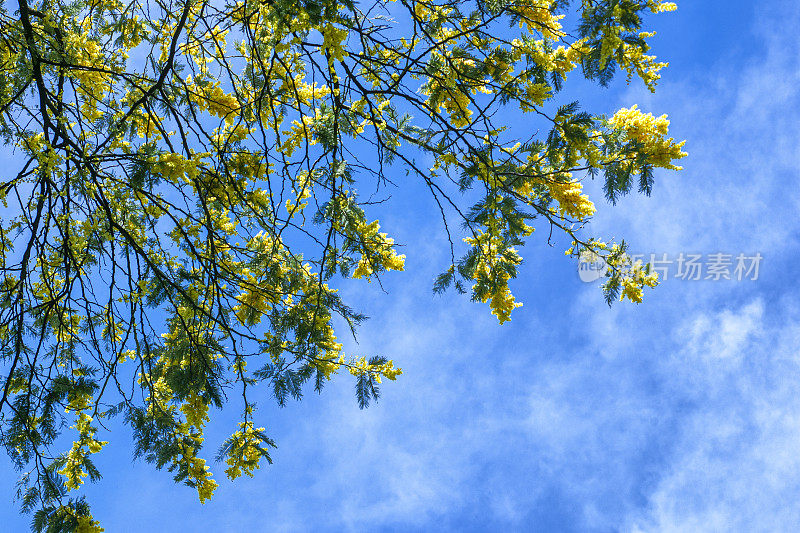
[{"xmin": 0, "ymin": 0, "xmax": 683, "ymax": 528}]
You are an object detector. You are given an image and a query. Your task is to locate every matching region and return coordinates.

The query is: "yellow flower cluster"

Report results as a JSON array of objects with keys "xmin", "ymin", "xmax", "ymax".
[
  {"xmin": 618, "ymin": 34, "xmax": 669, "ymax": 90},
  {"xmin": 509, "ymin": 38, "xmax": 585, "ymax": 82},
  {"xmin": 62, "ymin": 29, "xmax": 118, "ymax": 121},
  {"xmin": 66, "ymin": 389, "xmax": 92, "ymax": 413},
  {"xmin": 648, "ymin": 1, "xmax": 678, "ymax": 13},
  {"xmin": 75, "ymin": 515, "xmax": 105, "ymax": 533},
  {"xmin": 112, "ymin": 14, "xmax": 149, "ymax": 49},
  {"xmin": 234, "ymin": 284, "xmax": 274, "ymax": 325},
  {"xmin": 56, "ymin": 314, "xmax": 84, "ymax": 344},
  {"xmin": 142, "ymin": 375, "xmax": 176, "ymax": 416},
  {"xmin": 53, "ymin": 506, "xmax": 105, "ymax": 533},
  {"xmin": 352, "ymin": 221, "xmax": 406, "ymax": 279},
  {"xmin": 608, "ymin": 105, "xmax": 687, "ymax": 170},
  {"xmin": 230, "ymin": 152, "xmax": 268, "ymax": 181},
  {"xmin": 312, "ymin": 353, "xmax": 345, "ymax": 379},
  {"xmin": 280, "ymin": 114, "xmax": 318, "ymax": 156},
  {"xmin": 463, "ymin": 231, "xmax": 523, "ymax": 324},
  {"xmin": 514, "ymin": 0, "xmax": 565, "ymax": 40},
  {"xmin": 150, "ymin": 152, "xmax": 204, "ymax": 184},
  {"xmin": 620, "ymin": 262, "xmax": 659, "ymax": 303},
  {"xmin": 320, "ymin": 24, "xmax": 349, "ymax": 62},
  {"xmin": 186, "ymin": 452, "xmax": 218, "ymax": 503},
  {"xmin": 132, "ymin": 110, "xmax": 164, "ymax": 139},
  {"xmin": 231, "ymin": 233, "xmax": 286, "ymax": 326},
  {"xmin": 545, "ymin": 177, "xmax": 596, "ymax": 220},
  {"xmin": 487, "ymin": 279, "xmax": 522, "ymax": 324},
  {"xmin": 180, "ymin": 393, "xmax": 210, "ymax": 428},
  {"xmin": 21, "ymin": 133, "xmax": 62, "ymax": 177},
  {"xmin": 58, "ymin": 413, "xmax": 108, "ymax": 491},
  {"xmin": 224, "ymin": 420, "xmax": 267, "ymax": 480},
  {"xmin": 214, "ymin": 123, "xmax": 253, "ymax": 146},
  {"xmin": 140, "ymin": 345, "xmax": 220, "ymax": 504},
  {"xmin": 285, "ymin": 181, "xmax": 313, "ymax": 215},
  {"xmin": 420, "ymin": 76, "xmax": 474, "ymax": 128},
  {"xmin": 293, "ymin": 77, "xmax": 333, "ymax": 105},
  {"xmin": 186, "ymin": 78, "xmax": 240, "ymax": 124},
  {"xmin": 347, "ymin": 357, "xmax": 403, "ymax": 384}
]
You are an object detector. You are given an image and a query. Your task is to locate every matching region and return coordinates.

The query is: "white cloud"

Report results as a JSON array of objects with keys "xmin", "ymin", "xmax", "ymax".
[{"xmin": 628, "ymin": 300, "xmax": 800, "ymax": 533}]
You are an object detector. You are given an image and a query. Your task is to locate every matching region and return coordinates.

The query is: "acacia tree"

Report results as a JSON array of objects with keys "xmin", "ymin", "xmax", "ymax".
[{"xmin": 0, "ymin": 0, "xmax": 685, "ymax": 528}]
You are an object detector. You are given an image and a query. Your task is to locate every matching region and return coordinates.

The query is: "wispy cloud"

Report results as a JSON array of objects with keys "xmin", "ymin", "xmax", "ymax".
[{"xmin": 627, "ymin": 300, "xmax": 800, "ymax": 533}]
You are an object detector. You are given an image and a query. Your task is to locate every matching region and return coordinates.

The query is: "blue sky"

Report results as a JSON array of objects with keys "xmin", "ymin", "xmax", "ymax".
[{"xmin": 3, "ymin": 0, "xmax": 800, "ymax": 531}]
